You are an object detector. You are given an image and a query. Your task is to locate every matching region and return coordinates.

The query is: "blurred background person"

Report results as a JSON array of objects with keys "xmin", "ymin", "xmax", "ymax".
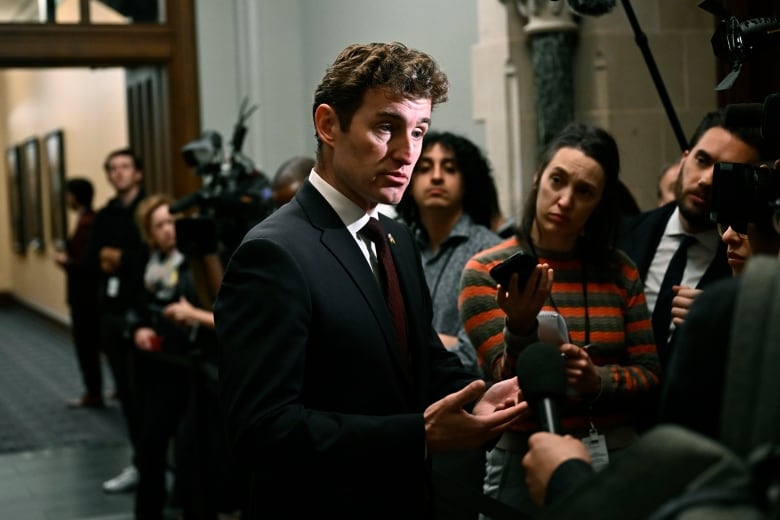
[
  {"xmin": 460, "ymin": 122, "xmax": 660, "ymax": 517},
  {"xmin": 396, "ymin": 130, "xmax": 501, "ymax": 374},
  {"xmin": 128, "ymin": 193, "xmax": 239, "ymax": 519},
  {"xmin": 86, "ymin": 148, "xmax": 148, "ymax": 494},
  {"xmin": 270, "ymin": 155, "xmax": 314, "ymax": 209},
  {"xmin": 396, "ymin": 130, "xmax": 502, "ymax": 519},
  {"xmin": 54, "ymin": 177, "xmax": 104, "ymax": 409},
  {"xmin": 656, "ymin": 161, "xmax": 679, "ymax": 207}
]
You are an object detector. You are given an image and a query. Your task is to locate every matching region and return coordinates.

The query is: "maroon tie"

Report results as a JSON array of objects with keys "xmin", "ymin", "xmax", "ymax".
[{"xmin": 361, "ymin": 218, "xmax": 410, "ymax": 367}]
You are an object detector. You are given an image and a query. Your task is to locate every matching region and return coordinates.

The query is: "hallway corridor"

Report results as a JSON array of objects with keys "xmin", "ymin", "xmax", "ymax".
[{"xmin": 0, "ymin": 302, "xmax": 133, "ymax": 519}]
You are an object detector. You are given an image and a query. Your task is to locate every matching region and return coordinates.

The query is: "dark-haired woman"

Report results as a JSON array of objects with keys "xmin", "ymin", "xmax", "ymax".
[{"xmin": 459, "ymin": 122, "xmax": 660, "ymax": 517}]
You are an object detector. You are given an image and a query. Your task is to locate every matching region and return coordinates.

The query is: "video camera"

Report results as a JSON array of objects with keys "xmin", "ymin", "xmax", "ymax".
[
  {"xmin": 171, "ymin": 98, "xmax": 275, "ymax": 258},
  {"xmin": 711, "ymin": 93, "xmax": 780, "ymax": 234},
  {"xmin": 699, "ymin": 0, "xmax": 780, "ymax": 91}
]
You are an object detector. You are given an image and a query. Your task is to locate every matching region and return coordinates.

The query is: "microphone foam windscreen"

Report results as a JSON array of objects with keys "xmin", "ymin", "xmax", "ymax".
[
  {"xmin": 724, "ymin": 102, "xmax": 763, "ymax": 129},
  {"xmin": 516, "ymin": 342, "xmax": 567, "ymax": 402},
  {"xmin": 566, "ymin": 0, "xmax": 616, "ymax": 16},
  {"xmin": 725, "ymin": 93, "xmax": 780, "ymax": 145}
]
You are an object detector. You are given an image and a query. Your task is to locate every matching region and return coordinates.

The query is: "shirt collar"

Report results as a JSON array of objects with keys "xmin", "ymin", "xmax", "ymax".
[
  {"xmin": 308, "ymin": 169, "xmax": 381, "ymax": 237},
  {"xmin": 665, "ymin": 206, "xmax": 720, "ymax": 253}
]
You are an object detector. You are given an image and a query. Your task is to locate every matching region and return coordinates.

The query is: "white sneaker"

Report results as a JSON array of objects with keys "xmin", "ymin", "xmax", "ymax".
[{"xmin": 102, "ymin": 465, "xmax": 139, "ymax": 493}]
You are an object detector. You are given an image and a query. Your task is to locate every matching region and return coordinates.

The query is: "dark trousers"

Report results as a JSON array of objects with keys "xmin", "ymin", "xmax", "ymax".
[
  {"xmin": 100, "ymin": 311, "xmax": 141, "ymax": 461},
  {"xmin": 177, "ymin": 363, "xmax": 246, "ymax": 518},
  {"xmin": 70, "ymin": 304, "xmax": 103, "ymax": 397},
  {"xmin": 432, "ymin": 449, "xmax": 487, "ymax": 520},
  {"xmin": 134, "ymin": 353, "xmax": 191, "ymax": 520}
]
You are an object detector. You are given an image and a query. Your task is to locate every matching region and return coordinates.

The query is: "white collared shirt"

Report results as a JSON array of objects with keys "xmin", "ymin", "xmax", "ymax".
[
  {"xmin": 645, "ymin": 206, "xmax": 721, "ymax": 313},
  {"xmin": 307, "ymin": 170, "xmax": 380, "ymax": 274}
]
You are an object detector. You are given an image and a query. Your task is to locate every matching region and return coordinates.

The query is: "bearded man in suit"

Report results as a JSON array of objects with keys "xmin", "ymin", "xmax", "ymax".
[{"xmin": 618, "ymin": 109, "xmax": 766, "ymax": 370}]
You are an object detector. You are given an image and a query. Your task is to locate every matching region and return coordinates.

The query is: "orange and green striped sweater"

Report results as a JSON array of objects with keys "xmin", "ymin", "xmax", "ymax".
[{"xmin": 459, "ymin": 236, "xmax": 660, "ymax": 433}]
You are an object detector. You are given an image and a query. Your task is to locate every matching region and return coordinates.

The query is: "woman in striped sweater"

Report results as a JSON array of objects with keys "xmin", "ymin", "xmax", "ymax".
[{"xmin": 459, "ymin": 122, "xmax": 660, "ymax": 517}]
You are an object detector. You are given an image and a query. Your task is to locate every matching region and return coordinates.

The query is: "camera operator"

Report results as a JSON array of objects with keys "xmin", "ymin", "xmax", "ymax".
[
  {"xmin": 128, "ymin": 193, "xmax": 241, "ymax": 519},
  {"xmin": 175, "ymin": 99, "xmax": 276, "ymax": 268}
]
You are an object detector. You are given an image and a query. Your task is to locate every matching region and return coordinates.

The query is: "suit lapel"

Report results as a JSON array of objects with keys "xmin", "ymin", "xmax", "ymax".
[
  {"xmin": 296, "ymin": 183, "xmax": 412, "ymax": 375},
  {"xmin": 623, "ymin": 204, "xmax": 676, "ymax": 281},
  {"xmin": 699, "ymin": 241, "xmax": 731, "ymax": 288}
]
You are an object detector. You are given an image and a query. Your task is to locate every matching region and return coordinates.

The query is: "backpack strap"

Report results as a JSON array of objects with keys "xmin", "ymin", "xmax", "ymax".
[{"xmin": 720, "ymin": 255, "xmax": 780, "ymax": 456}]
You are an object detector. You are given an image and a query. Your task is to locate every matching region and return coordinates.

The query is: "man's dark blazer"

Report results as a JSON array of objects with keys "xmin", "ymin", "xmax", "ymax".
[
  {"xmin": 214, "ymin": 180, "xmax": 477, "ymax": 519},
  {"xmin": 618, "ymin": 202, "xmax": 731, "ymax": 368}
]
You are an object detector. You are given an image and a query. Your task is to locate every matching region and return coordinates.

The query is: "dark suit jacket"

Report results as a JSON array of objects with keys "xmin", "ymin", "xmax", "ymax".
[
  {"xmin": 618, "ymin": 202, "xmax": 730, "ymax": 367},
  {"xmin": 214, "ymin": 180, "xmax": 477, "ymax": 519},
  {"xmin": 657, "ymin": 276, "xmax": 738, "ymax": 441}
]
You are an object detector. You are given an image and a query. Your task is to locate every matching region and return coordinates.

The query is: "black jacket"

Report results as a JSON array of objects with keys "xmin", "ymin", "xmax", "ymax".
[{"xmin": 86, "ymin": 190, "xmax": 148, "ymax": 312}]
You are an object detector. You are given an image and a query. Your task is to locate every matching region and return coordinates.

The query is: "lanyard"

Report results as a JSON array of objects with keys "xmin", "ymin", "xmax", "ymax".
[{"xmin": 527, "ymin": 242, "xmax": 591, "ymax": 346}]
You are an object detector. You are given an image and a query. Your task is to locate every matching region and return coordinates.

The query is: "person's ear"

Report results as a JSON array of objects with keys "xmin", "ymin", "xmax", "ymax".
[{"xmin": 314, "ymin": 104, "xmax": 339, "ymax": 148}]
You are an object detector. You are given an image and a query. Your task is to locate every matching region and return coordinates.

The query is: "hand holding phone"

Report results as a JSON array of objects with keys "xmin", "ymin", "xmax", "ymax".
[{"xmin": 490, "ymin": 250, "xmax": 539, "ymax": 291}]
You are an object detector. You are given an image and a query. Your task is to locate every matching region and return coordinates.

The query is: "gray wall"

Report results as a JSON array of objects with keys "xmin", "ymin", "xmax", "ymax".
[{"xmin": 196, "ymin": 0, "xmax": 485, "ymax": 178}]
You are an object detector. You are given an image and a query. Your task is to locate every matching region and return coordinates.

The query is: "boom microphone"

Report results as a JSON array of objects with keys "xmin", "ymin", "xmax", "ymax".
[
  {"xmin": 724, "ymin": 93, "xmax": 780, "ymax": 144},
  {"xmin": 516, "ymin": 342, "xmax": 567, "ymax": 434}
]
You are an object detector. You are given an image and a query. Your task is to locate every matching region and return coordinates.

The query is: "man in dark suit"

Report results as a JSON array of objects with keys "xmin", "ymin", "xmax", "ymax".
[
  {"xmin": 619, "ymin": 109, "xmax": 765, "ymax": 369},
  {"xmin": 214, "ymin": 42, "xmax": 528, "ymax": 519}
]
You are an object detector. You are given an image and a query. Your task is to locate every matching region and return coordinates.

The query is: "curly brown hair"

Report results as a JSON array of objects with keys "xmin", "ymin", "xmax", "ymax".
[{"xmin": 312, "ymin": 42, "xmax": 449, "ymax": 154}]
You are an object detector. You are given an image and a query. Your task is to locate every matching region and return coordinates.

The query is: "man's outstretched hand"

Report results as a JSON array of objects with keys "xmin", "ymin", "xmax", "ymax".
[{"xmin": 425, "ymin": 378, "xmax": 528, "ymax": 453}]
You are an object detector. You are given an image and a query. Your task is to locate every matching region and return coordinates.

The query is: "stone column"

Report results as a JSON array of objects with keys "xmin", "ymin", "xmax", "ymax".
[{"xmin": 515, "ymin": 0, "xmax": 578, "ymax": 150}]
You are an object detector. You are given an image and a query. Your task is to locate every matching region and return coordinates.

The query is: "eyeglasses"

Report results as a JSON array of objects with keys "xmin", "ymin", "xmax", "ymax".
[{"xmin": 716, "ymin": 223, "xmax": 748, "ymax": 239}]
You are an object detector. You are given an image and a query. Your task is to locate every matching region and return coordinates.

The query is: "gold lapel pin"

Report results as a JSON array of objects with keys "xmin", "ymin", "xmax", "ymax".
[{"xmin": 388, "ymin": 233, "xmax": 396, "ymax": 245}]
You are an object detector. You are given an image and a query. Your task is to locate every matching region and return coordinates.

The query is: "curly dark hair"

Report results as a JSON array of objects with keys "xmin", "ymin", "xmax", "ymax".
[
  {"xmin": 312, "ymin": 42, "xmax": 449, "ymax": 154},
  {"xmin": 396, "ymin": 131, "xmax": 497, "ymax": 233}
]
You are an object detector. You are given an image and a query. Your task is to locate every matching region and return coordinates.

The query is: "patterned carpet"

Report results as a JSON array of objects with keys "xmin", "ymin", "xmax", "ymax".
[{"xmin": 0, "ymin": 303, "xmax": 128, "ymax": 454}]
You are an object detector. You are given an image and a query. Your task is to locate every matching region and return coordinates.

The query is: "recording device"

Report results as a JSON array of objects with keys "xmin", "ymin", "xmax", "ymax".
[
  {"xmin": 711, "ymin": 162, "xmax": 780, "ymax": 235},
  {"xmin": 711, "ymin": 92, "xmax": 780, "ymax": 234},
  {"xmin": 172, "ymin": 97, "xmax": 275, "ymax": 258},
  {"xmin": 490, "ymin": 250, "xmax": 539, "ymax": 292},
  {"xmin": 516, "ymin": 342, "xmax": 567, "ymax": 434},
  {"xmin": 699, "ymin": 0, "xmax": 780, "ymax": 91},
  {"xmin": 724, "ymin": 92, "xmax": 780, "ymax": 149},
  {"xmin": 537, "ymin": 310, "xmax": 569, "ymax": 346}
]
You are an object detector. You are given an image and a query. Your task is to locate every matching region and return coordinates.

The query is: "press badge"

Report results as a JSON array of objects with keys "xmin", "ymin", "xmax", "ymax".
[
  {"xmin": 106, "ymin": 276, "xmax": 120, "ymax": 298},
  {"xmin": 582, "ymin": 426, "xmax": 609, "ymax": 472}
]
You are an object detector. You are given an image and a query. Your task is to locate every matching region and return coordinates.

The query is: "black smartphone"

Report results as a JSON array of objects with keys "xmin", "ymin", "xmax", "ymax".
[{"xmin": 489, "ymin": 250, "xmax": 539, "ymax": 291}]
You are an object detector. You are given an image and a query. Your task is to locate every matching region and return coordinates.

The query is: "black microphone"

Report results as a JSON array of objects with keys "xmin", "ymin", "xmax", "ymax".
[
  {"xmin": 724, "ymin": 93, "xmax": 780, "ymax": 144},
  {"xmin": 516, "ymin": 342, "xmax": 567, "ymax": 434},
  {"xmin": 169, "ymin": 191, "xmax": 202, "ymax": 215}
]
